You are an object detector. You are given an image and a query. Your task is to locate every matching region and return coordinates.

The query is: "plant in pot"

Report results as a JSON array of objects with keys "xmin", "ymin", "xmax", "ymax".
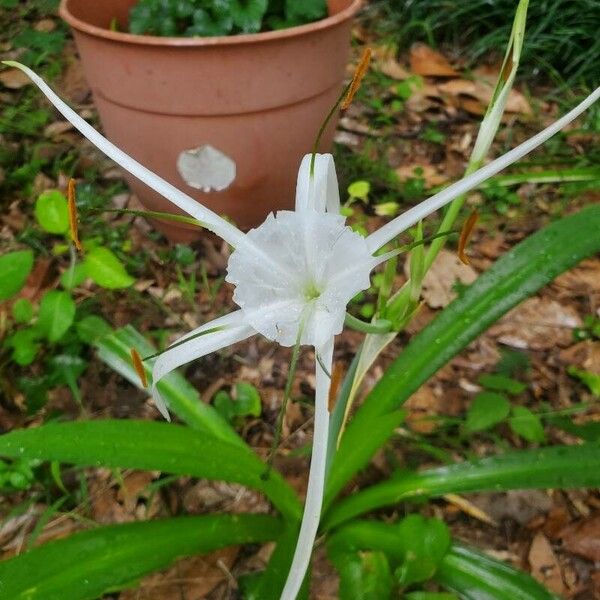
[{"xmin": 59, "ymin": 0, "xmax": 362, "ymax": 241}]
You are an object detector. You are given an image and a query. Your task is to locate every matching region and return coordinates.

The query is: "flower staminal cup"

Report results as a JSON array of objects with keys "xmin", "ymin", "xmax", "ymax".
[{"xmin": 8, "ymin": 58, "xmax": 598, "ymax": 600}]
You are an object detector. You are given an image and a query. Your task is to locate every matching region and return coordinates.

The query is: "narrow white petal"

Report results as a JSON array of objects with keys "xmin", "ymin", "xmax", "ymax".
[
  {"xmin": 366, "ymin": 87, "xmax": 600, "ymax": 252},
  {"xmin": 281, "ymin": 337, "xmax": 334, "ymax": 600},
  {"xmin": 151, "ymin": 311, "xmax": 255, "ymax": 419},
  {"xmin": 4, "ymin": 61, "xmax": 246, "ymax": 249},
  {"xmin": 295, "ymin": 153, "xmax": 340, "ymax": 214}
]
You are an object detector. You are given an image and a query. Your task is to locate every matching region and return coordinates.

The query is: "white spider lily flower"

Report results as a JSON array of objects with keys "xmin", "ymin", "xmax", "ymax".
[{"xmin": 8, "ymin": 61, "xmax": 598, "ymax": 600}]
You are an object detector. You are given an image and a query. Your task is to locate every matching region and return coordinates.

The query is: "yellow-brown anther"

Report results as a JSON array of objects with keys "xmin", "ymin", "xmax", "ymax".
[
  {"xmin": 130, "ymin": 348, "xmax": 148, "ymax": 388},
  {"xmin": 328, "ymin": 362, "xmax": 344, "ymax": 413},
  {"xmin": 458, "ymin": 210, "xmax": 479, "ymax": 265},
  {"xmin": 67, "ymin": 178, "xmax": 83, "ymax": 252},
  {"xmin": 341, "ymin": 47, "xmax": 372, "ymax": 110}
]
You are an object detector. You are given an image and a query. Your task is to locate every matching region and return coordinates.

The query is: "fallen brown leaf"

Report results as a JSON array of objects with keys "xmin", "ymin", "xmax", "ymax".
[
  {"xmin": 0, "ymin": 68, "xmax": 31, "ymax": 90},
  {"xmin": 560, "ymin": 515, "xmax": 600, "ymax": 562},
  {"xmin": 489, "ymin": 297, "xmax": 582, "ymax": 350},
  {"xmin": 409, "ymin": 43, "xmax": 458, "ymax": 77},
  {"xmin": 412, "ymin": 249, "xmax": 478, "ymax": 308},
  {"xmin": 528, "ymin": 532, "xmax": 565, "ymax": 596}
]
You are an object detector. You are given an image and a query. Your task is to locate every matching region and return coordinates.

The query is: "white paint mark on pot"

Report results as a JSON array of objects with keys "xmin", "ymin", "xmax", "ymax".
[{"xmin": 177, "ymin": 144, "xmax": 236, "ymax": 192}]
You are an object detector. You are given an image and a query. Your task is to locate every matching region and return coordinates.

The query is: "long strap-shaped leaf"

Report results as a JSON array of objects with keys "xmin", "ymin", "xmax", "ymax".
[
  {"xmin": 325, "ymin": 205, "xmax": 600, "ymax": 507},
  {"xmin": 95, "ymin": 325, "xmax": 242, "ymax": 445},
  {"xmin": 0, "ymin": 514, "xmax": 281, "ymax": 600},
  {"xmin": 436, "ymin": 544, "xmax": 559, "ymax": 600},
  {"xmin": 0, "ymin": 420, "xmax": 301, "ymax": 521},
  {"xmin": 324, "ymin": 443, "xmax": 600, "ymax": 530}
]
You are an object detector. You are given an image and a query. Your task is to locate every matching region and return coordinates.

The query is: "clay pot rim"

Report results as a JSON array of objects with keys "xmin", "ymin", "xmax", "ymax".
[{"xmin": 59, "ymin": 0, "xmax": 362, "ymax": 47}]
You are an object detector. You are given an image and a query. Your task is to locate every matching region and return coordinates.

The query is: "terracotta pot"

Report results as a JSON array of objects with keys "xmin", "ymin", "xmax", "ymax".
[{"xmin": 59, "ymin": 0, "xmax": 361, "ymax": 241}]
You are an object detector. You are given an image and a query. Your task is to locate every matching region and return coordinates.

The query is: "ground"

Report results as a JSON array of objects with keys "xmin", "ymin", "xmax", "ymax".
[{"xmin": 0, "ymin": 2, "xmax": 599, "ymax": 599}]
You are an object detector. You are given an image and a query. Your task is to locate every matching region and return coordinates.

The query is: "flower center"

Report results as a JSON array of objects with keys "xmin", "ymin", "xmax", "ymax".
[{"xmin": 225, "ymin": 210, "xmax": 376, "ymax": 348}]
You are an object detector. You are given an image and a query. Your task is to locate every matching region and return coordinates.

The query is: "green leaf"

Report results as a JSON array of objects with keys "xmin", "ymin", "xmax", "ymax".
[
  {"xmin": 0, "ymin": 514, "xmax": 281, "ymax": 600},
  {"xmin": 348, "ymin": 180, "xmax": 371, "ymax": 202},
  {"xmin": 323, "ymin": 443, "xmax": 600, "ymax": 530},
  {"xmin": 230, "ymin": 0, "xmax": 268, "ymax": 33},
  {"xmin": 60, "ymin": 262, "xmax": 88, "ymax": 290},
  {"xmin": 394, "ymin": 515, "xmax": 451, "ymax": 586},
  {"xmin": 12, "ymin": 298, "xmax": 34, "ymax": 324},
  {"xmin": 436, "ymin": 544, "xmax": 559, "ymax": 600},
  {"xmin": 567, "ymin": 366, "xmax": 600, "ymax": 396},
  {"xmin": 0, "ymin": 250, "xmax": 34, "ymax": 301},
  {"xmin": 37, "ymin": 290, "xmax": 76, "ymax": 342},
  {"xmin": 465, "ymin": 392, "xmax": 510, "ymax": 432},
  {"xmin": 285, "ymin": 0, "xmax": 327, "ymax": 24},
  {"xmin": 95, "ymin": 326, "xmax": 242, "ymax": 446},
  {"xmin": 0, "ymin": 420, "xmax": 301, "ymax": 522},
  {"xmin": 332, "ymin": 550, "xmax": 393, "ymax": 600},
  {"xmin": 405, "ymin": 593, "xmax": 458, "ymax": 600},
  {"xmin": 84, "ymin": 247, "xmax": 134, "ymax": 289},
  {"xmin": 326, "ymin": 205, "xmax": 600, "ymax": 507},
  {"xmin": 325, "ymin": 411, "xmax": 406, "ymax": 506},
  {"xmin": 214, "ymin": 382, "xmax": 262, "ymax": 423},
  {"xmin": 75, "ymin": 315, "xmax": 112, "ymax": 343},
  {"xmin": 478, "ymin": 374, "xmax": 526, "ymax": 395},
  {"xmin": 35, "ymin": 190, "xmax": 69, "ymax": 234},
  {"xmin": 8, "ymin": 328, "xmax": 40, "ymax": 366},
  {"xmin": 509, "ymin": 406, "xmax": 545, "ymax": 443}
]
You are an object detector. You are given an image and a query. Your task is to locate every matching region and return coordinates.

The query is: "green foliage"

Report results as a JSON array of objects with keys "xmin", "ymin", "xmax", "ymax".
[
  {"xmin": 567, "ymin": 365, "xmax": 600, "ymax": 396},
  {"xmin": 128, "ymin": 0, "xmax": 327, "ymax": 37},
  {"xmin": 509, "ymin": 406, "xmax": 545, "ymax": 443},
  {"xmin": 436, "ymin": 544, "xmax": 558, "ymax": 600},
  {"xmin": 0, "ymin": 514, "xmax": 281, "ymax": 600},
  {"xmin": 324, "ymin": 443, "xmax": 600, "ymax": 530},
  {"xmin": 0, "ymin": 249, "xmax": 33, "ymax": 301},
  {"xmin": 371, "ymin": 0, "xmax": 599, "ymax": 87},
  {"xmin": 12, "ymin": 298, "xmax": 34, "ymax": 324},
  {"xmin": 394, "ymin": 515, "xmax": 451, "ymax": 587},
  {"xmin": 0, "ymin": 458, "xmax": 37, "ymax": 492},
  {"xmin": 478, "ymin": 373, "xmax": 526, "ymax": 395},
  {"xmin": 0, "ymin": 420, "xmax": 302, "ymax": 521},
  {"xmin": 83, "ymin": 246, "xmax": 135, "ymax": 289},
  {"xmin": 333, "ymin": 550, "xmax": 394, "ymax": 599},
  {"xmin": 326, "ymin": 205, "xmax": 600, "ymax": 507},
  {"xmin": 214, "ymin": 382, "xmax": 262, "ymax": 424},
  {"xmin": 37, "ymin": 290, "xmax": 76, "ymax": 342},
  {"xmin": 465, "ymin": 392, "xmax": 511, "ymax": 433},
  {"xmin": 34, "ymin": 189, "xmax": 69, "ymax": 234}
]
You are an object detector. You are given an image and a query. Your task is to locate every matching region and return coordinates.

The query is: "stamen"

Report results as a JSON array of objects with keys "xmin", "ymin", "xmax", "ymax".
[
  {"xmin": 67, "ymin": 178, "xmax": 83, "ymax": 252},
  {"xmin": 328, "ymin": 362, "xmax": 344, "ymax": 412},
  {"xmin": 458, "ymin": 211, "xmax": 479, "ymax": 265},
  {"xmin": 341, "ymin": 47, "xmax": 372, "ymax": 110},
  {"xmin": 130, "ymin": 348, "xmax": 147, "ymax": 388},
  {"xmin": 310, "ymin": 47, "xmax": 372, "ymax": 175}
]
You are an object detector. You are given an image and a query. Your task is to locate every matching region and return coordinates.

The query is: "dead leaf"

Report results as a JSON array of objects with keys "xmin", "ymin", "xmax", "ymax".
[
  {"xmin": 396, "ymin": 162, "xmax": 448, "ymax": 187},
  {"xmin": 58, "ymin": 57, "xmax": 90, "ymax": 104},
  {"xmin": 34, "ymin": 18, "xmax": 56, "ymax": 32},
  {"xmin": 439, "ymin": 77, "xmax": 531, "ymax": 116},
  {"xmin": 489, "ymin": 298, "xmax": 582, "ymax": 350},
  {"xmin": 560, "ymin": 515, "xmax": 600, "ymax": 562},
  {"xmin": 0, "ymin": 68, "xmax": 31, "ymax": 90},
  {"xmin": 554, "ymin": 258, "xmax": 600, "ymax": 296},
  {"xmin": 411, "ymin": 249, "xmax": 477, "ymax": 308},
  {"xmin": 44, "ymin": 121, "xmax": 75, "ymax": 138},
  {"xmin": 119, "ymin": 547, "xmax": 238, "ymax": 599},
  {"xmin": 405, "ymin": 385, "xmax": 440, "ymax": 433},
  {"xmin": 559, "ymin": 341, "xmax": 600, "ymax": 375},
  {"xmin": 409, "ymin": 43, "xmax": 457, "ymax": 77},
  {"xmin": 528, "ymin": 533, "xmax": 565, "ymax": 595}
]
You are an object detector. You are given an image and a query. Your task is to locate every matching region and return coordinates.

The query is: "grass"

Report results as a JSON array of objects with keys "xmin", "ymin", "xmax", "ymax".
[{"xmin": 368, "ymin": 0, "xmax": 600, "ymax": 88}]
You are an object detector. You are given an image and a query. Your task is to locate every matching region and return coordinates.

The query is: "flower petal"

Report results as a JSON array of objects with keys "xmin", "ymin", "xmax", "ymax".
[
  {"xmin": 3, "ymin": 61, "xmax": 246, "ymax": 249},
  {"xmin": 151, "ymin": 311, "xmax": 255, "ymax": 419},
  {"xmin": 295, "ymin": 153, "xmax": 340, "ymax": 214},
  {"xmin": 366, "ymin": 86, "xmax": 600, "ymax": 252},
  {"xmin": 281, "ymin": 337, "xmax": 334, "ymax": 600}
]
